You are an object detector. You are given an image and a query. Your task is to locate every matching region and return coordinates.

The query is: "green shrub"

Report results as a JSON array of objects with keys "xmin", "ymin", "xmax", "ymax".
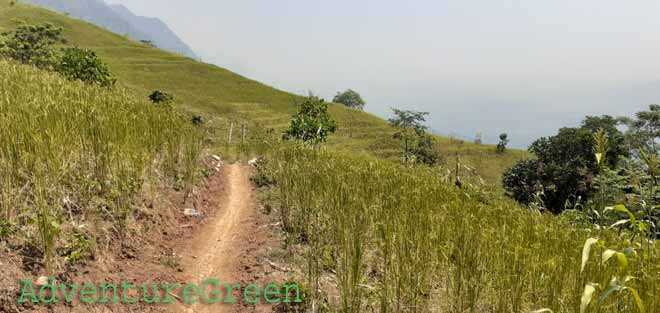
[
  {"xmin": 0, "ymin": 23, "xmax": 65, "ymax": 69},
  {"xmin": 502, "ymin": 158, "xmax": 544, "ymax": 205},
  {"xmin": 0, "ymin": 219, "xmax": 14, "ymax": 239},
  {"xmin": 496, "ymin": 133, "xmax": 509, "ymax": 153},
  {"xmin": 504, "ymin": 116, "xmax": 628, "ymax": 213},
  {"xmin": 55, "ymin": 47, "xmax": 116, "ymax": 87},
  {"xmin": 60, "ymin": 231, "xmax": 93, "ymax": 265},
  {"xmin": 148, "ymin": 90, "xmax": 174, "ymax": 105},
  {"xmin": 333, "ymin": 89, "xmax": 365, "ymax": 110},
  {"xmin": 283, "ymin": 95, "xmax": 337, "ymax": 145}
]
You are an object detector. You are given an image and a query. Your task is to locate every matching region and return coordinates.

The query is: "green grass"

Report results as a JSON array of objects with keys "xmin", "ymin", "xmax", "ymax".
[
  {"xmin": 0, "ymin": 59, "xmax": 202, "ymax": 271},
  {"xmin": 0, "ymin": 0, "xmax": 523, "ymax": 183},
  {"xmin": 260, "ymin": 144, "xmax": 660, "ymax": 313}
]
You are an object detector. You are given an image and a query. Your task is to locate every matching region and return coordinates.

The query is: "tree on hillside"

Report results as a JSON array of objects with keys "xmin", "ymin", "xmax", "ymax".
[
  {"xmin": 620, "ymin": 104, "xmax": 660, "ymax": 153},
  {"xmin": 410, "ymin": 133, "xmax": 441, "ymax": 166},
  {"xmin": 0, "ymin": 23, "xmax": 65, "ymax": 68},
  {"xmin": 581, "ymin": 115, "xmax": 628, "ymax": 164},
  {"xmin": 140, "ymin": 40, "xmax": 156, "ymax": 48},
  {"xmin": 333, "ymin": 89, "xmax": 365, "ymax": 110},
  {"xmin": 503, "ymin": 116, "xmax": 628, "ymax": 213},
  {"xmin": 55, "ymin": 47, "xmax": 116, "ymax": 87},
  {"xmin": 283, "ymin": 95, "xmax": 337, "ymax": 146},
  {"xmin": 389, "ymin": 109, "xmax": 436, "ymax": 163},
  {"xmin": 496, "ymin": 133, "xmax": 509, "ymax": 153},
  {"xmin": 148, "ymin": 90, "xmax": 174, "ymax": 105}
]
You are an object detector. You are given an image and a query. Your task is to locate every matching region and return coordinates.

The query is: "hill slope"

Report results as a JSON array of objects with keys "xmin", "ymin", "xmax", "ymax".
[
  {"xmin": 20, "ymin": 0, "xmax": 198, "ymax": 58},
  {"xmin": 0, "ymin": 0, "xmax": 523, "ymax": 183}
]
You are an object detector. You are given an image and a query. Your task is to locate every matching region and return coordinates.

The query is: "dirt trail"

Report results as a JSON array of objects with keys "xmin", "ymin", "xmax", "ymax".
[{"xmin": 178, "ymin": 164, "xmax": 253, "ymax": 313}]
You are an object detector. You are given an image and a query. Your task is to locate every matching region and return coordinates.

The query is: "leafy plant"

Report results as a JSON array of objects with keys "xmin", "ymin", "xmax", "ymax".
[
  {"xmin": 283, "ymin": 95, "xmax": 337, "ymax": 146},
  {"xmin": 496, "ymin": 133, "xmax": 509, "ymax": 153},
  {"xmin": 60, "ymin": 231, "xmax": 93, "ymax": 265},
  {"xmin": 503, "ymin": 116, "xmax": 627, "ymax": 213},
  {"xmin": 0, "ymin": 23, "xmax": 65, "ymax": 68},
  {"xmin": 148, "ymin": 90, "xmax": 174, "ymax": 105},
  {"xmin": 333, "ymin": 89, "xmax": 365, "ymax": 110},
  {"xmin": 388, "ymin": 108, "xmax": 432, "ymax": 163},
  {"xmin": 55, "ymin": 47, "xmax": 116, "ymax": 87},
  {"xmin": 580, "ymin": 237, "xmax": 645, "ymax": 313},
  {"xmin": 0, "ymin": 218, "xmax": 14, "ymax": 239}
]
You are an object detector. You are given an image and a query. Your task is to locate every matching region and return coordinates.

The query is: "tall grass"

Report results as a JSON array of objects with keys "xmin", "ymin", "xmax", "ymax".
[
  {"xmin": 260, "ymin": 143, "xmax": 659, "ymax": 313},
  {"xmin": 0, "ymin": 60, "xmax": 203, "ymax": 270}
]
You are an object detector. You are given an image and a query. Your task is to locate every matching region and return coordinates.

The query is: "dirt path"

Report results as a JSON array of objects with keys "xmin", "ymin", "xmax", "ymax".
[
  {"xmin": 171, "ymin": 164, "xmax": 281, "ymax": 313},
  {"xmin": 177, "ymin": 164, "xmax": 250, "ymax": 313}
]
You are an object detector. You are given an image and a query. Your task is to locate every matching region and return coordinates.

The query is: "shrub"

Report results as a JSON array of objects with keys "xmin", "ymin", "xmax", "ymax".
[
  {"xmin": 191, "ymin": 115, "xmax": 204, "ymax": 126},
  {"xmin": 55, "ymin": 47, "xmax": 116, "ymax": 87},
  {"xmin": 502, "ymin": 159, "xmax": 544, "ymax": 205},
  {"xmin": 283, "ymin": 95, "xmax": 337, "ymax": 145},
  {"xmin": 410, "ymin": 133, "xmax": 442, "ymax": 166},
  {"xmin": 0, "ymin": 23, "xmax": 65, "ymax": 69},
  {"xmin": 389, "ymin": 108, "xmax": 430, "ymax": 163},
  {"xmin": 60, "ymin": 231, "xmax": 93, "ymax": 265},
  {"xmin": 148, "ymin": 90, "xmax": 174, "ymax": 105},
  {"xmin": 333, "ymin": 89, "xmax": 365, "ymax": 110},
  {"xmin": 504, "ymin": 117, "xmax": 628, "ymax": 213},
  {"xmin": 496, "ymin": 133, "xmax": 509, "ymax": 153}
]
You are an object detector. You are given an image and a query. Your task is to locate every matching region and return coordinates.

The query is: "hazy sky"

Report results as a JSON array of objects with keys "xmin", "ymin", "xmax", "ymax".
[{"xmin": 107, "ymin": 0, "xmax": 659, "ymax": 147}]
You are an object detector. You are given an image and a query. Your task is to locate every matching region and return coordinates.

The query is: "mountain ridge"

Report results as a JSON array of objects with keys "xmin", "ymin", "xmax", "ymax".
[{"xmin": 21, "ymin": 0, "xmax": 198, "ymax": 59}]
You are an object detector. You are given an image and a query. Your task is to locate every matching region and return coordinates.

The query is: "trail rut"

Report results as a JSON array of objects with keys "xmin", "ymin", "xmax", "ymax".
[{"xmin": 178, "ymin": 164, "xmax": 253, "ymax": 313}]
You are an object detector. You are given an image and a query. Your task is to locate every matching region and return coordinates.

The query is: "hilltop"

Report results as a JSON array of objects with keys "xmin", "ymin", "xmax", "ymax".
[{"xmin": 0, "ymin": 0, "xmax": 523, "ymax": 183}]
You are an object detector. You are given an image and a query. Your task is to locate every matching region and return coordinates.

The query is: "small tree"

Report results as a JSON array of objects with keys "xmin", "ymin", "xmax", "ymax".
[
  {"xmin": 410, "ymin": 133, "xmax": 441, "ymax": 166},
  {"xmin": 148, "ymin": 90, "xmax": 174, "ymax": 105},
  {"xmin": 283, "ymin": 95, "xmax": 337, "ymax": 145},
  {"xmin": 496, "ymin": 133, "xmax": 509, "ymax": 153},
  {"xmin": 333, "ymin": 89, "xmax": 365, "ymax": 110},
  {"xmin": 389, "ymin": 109, "xmax": 430, "ymax": 163},
  {"xmin": 620, "ymin": 105, "xmax": 660, "ymax": 153},
  {"xmin": 55, "ymin": 47, "xmax": 116, "ymax": 87},
  {"xmin": 0, "ymin": 23, "xmax": 65, "ymax": 68}
]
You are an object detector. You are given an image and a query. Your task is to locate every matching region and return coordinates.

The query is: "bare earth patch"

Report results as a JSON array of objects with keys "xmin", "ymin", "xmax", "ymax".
[{"xmin": 0, "ymin": 163, "xmax": 284, "ymax": 313}]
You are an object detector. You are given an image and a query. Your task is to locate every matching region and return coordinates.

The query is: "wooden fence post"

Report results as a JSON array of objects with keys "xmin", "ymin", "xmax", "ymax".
[{"xmin": 228, "ymin": 122, "xmax": 234, "ymax": 144}]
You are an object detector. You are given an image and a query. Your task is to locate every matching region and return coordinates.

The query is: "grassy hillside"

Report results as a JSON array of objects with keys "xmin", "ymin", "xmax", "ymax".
[
  {"xmin": 0, "ymin": 0, "xmax": 524, "ymax": 183},
  {"xmin": 0, "ymin": 59, "xmax": 202, "ymax": 275},
  {"xmin": 257, "ymin": 144, "xmax": 660, "ymax": 313}
]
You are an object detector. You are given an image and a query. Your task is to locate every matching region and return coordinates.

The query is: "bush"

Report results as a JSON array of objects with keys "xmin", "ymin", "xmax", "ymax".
[
  {"xmin": 496, "ymin": 133, "xmax": 509, "ymax": 153},
  {"xmin": 502, "ymin": 159, "xmax": 544, "ymax": 205},
  {"xmin": 0, "ymin": 23, "xmax": 65, "ymax": 69},
  {"xmin": 191, "ymin": 115, "xmax": 204, "ymax": 126},
  {"xmin": 503, "ymin": 117, "xmax": 628, "ymax": 213},
  {"xmin": 333, "ymin": 89, "xmax": 365, "ymax": 110},
  {"xmin": 283, "ymin": 95, "xmax": 337, "ymax": 145},
  {"xmin": 410, "ymin": 133, "xmax": 442, "ymax": 166},
  {"xmin": 55, "ymin": 47, "xmax": 116, "ymax": 87},
  {"xmin": 148, "ymin": 90, "xmax": 174, "ymax": 105},
  {"xmin": 0, "ymin": 219, "xmax": 15, "ymax": 239}
]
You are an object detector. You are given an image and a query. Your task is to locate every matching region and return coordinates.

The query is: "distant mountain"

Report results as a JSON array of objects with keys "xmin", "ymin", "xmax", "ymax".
[{"xmin": 22, "ymin": 0, "xmax": 198, "ymax": 59}]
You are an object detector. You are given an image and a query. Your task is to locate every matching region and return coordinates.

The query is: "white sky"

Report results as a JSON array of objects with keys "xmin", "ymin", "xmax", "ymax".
[{"xmin": 107, "ymin": 0, "xmax": 659, "ymax": 147}]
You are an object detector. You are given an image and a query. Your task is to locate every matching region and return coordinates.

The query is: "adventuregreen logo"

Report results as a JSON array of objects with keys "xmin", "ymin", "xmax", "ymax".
[{"xmin": 17, "ymin": 278, "xmax": 302, "ymax": 305}]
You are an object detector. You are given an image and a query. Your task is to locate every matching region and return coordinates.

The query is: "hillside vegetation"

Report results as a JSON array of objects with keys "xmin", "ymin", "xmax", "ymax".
[
  {"xmin": 254, "ymin": 143, "xmax": 660, "ymax": 313},
  {"xmin": 0, "ymin": 0, "xmax": 522, "ymax": 183},
  {"xmin": 0, "ymin": 59, "xmax": 202, "ymax": 273}
]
